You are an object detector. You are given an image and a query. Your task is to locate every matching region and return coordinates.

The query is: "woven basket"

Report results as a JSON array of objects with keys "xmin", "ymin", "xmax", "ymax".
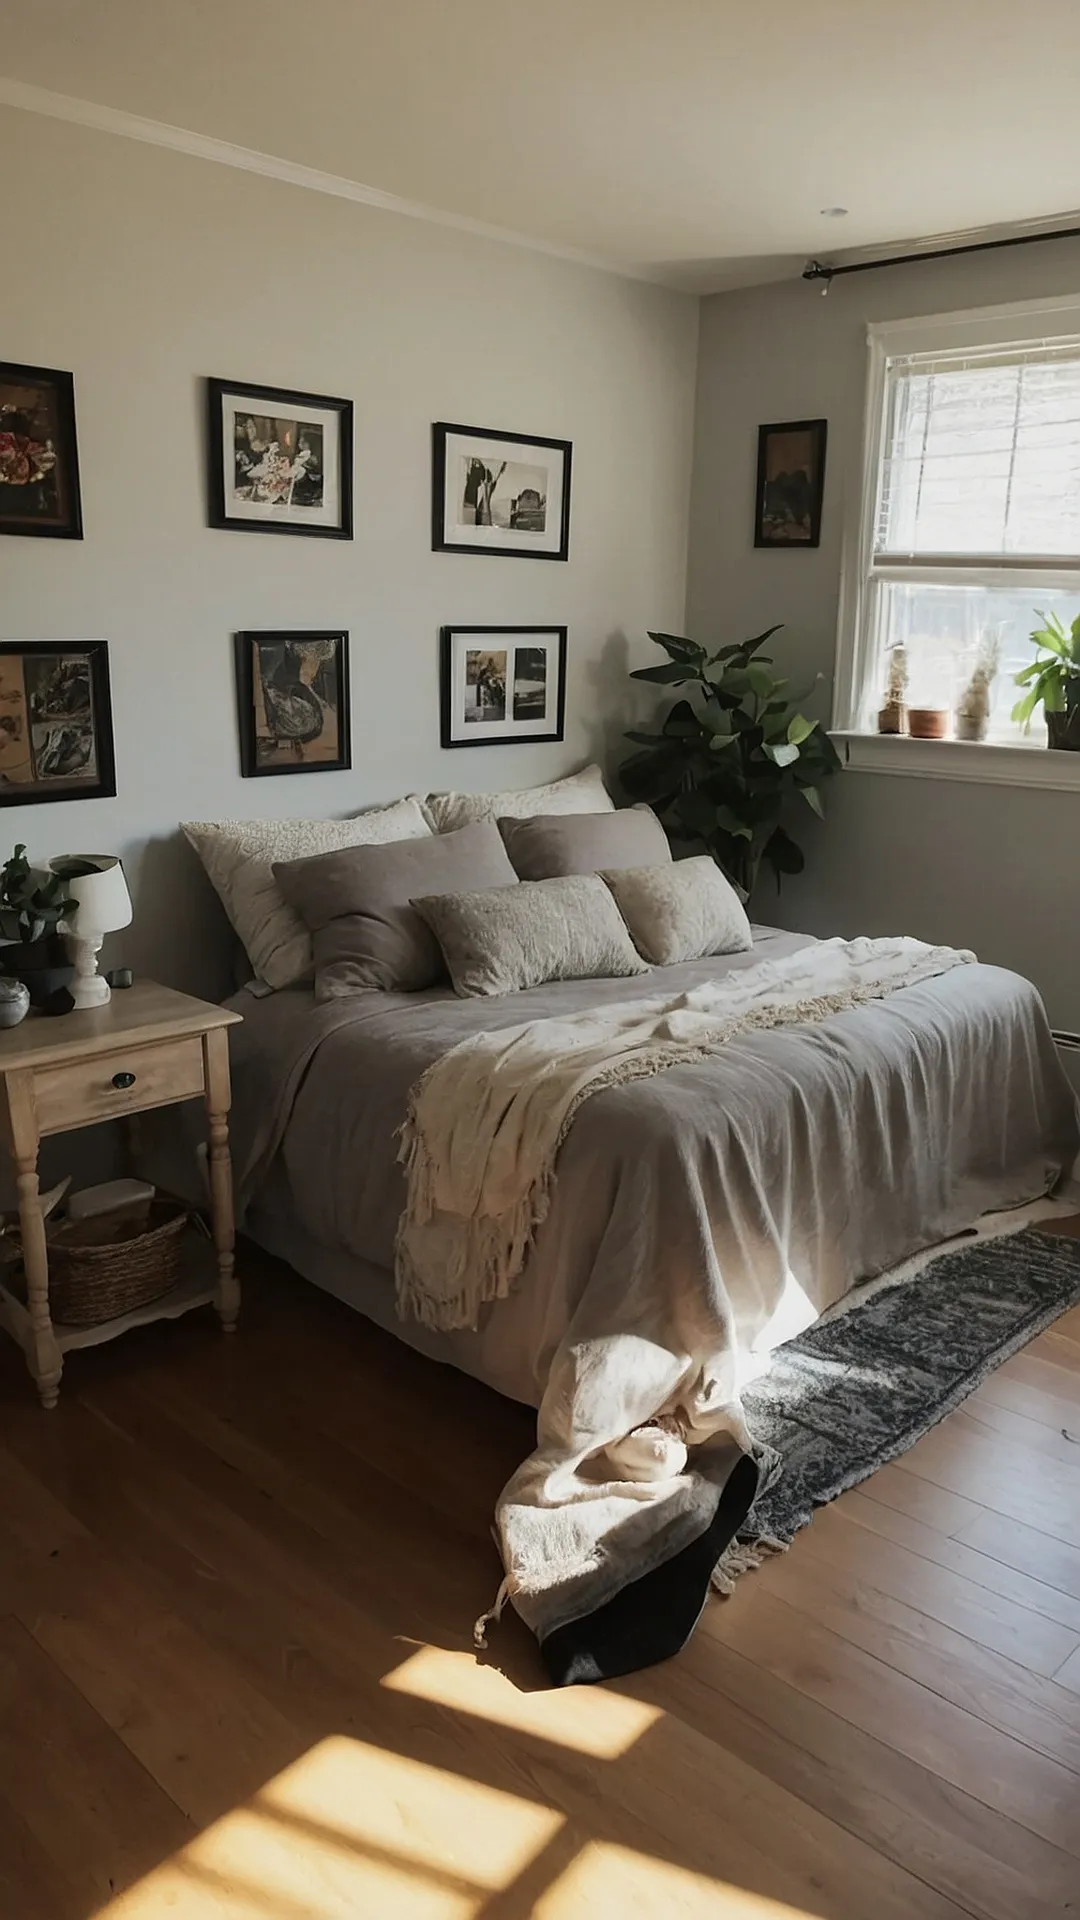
[{"xmin": 46, "ymin": 1198, "xmax": 189, "ymax": 1327}]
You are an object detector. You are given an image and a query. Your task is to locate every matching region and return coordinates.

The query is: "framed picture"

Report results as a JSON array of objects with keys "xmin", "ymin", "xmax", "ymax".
[
  {"xmin": 440, "ymin": 626, "xmax": 566, "ymax": 748},
  {"xmin": 0, "ymin": 361, "xmax": 82, "ymax": 539},
  {"xmin": 754, "ymin": 418, "xmax": 827, "ymax": 548},
  {"xmin": 234, "ymin": 631, "xmax": 351, "ymax": 777},
  {"xmin": 0, "ymin": 643, "xmax": 115, "ymax": 805},
  {"xmin": 432, "ymin": 422, "xmax": 571, "ymax": 560},
  {"xmin": 208, "ymin": 379, "xmax": 353, "ymax": 538}
]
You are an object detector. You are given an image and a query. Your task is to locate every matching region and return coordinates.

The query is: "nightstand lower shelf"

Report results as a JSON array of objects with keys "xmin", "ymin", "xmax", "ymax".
[{"xmin": 0, "ymin": 1230, "xmax": 218, "ymax": 1358}]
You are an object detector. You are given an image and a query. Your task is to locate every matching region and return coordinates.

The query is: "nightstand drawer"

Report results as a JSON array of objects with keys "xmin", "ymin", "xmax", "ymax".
[{"xmin": 32, "ymin": 1036, "xmax": 207, "ymax": 1135}]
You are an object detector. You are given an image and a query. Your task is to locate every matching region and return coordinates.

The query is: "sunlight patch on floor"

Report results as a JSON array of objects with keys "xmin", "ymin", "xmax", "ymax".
[
  {"xmin": 535, "ymin": 1841, "xmax": 820, "ymax": 1918},
  {"xmin": 96, "ymin": 1734, "xmax": 562, "ymax": 1919},
  {"xmin": 384, "ymin": 1643, "xmax": 663, "ymax": 1756}
]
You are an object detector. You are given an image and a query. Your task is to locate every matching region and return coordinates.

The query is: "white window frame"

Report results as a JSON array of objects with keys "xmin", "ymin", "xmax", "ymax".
[{"xmin": 833, "ymin": 292, "xmax": 1080, "ymax": 791}]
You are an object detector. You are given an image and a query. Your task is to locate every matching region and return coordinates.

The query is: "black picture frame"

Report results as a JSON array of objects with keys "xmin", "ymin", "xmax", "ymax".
[
  {"xmin": 0, "ymin": 642, "xmax": 115, "ymax": 805},
  {"xmin": 234, "ymin": 631, "xmax": 351, "ymax": 778},
  {"xmin": 0, "ymin": 361, "xmax": 83, "ymax": 540},
  {"xmin": 440, "ymin": 625, "xmax": 567, "ymax": 748},
  {"xmin": 432, "ymin": 422, "xmax": 572, "ymax": 561},
  {"xmin": 207, "ymin": 378, "xmax": 353, "ymax": 539},
  {"xmin": 754, "ymin": 418, "xmax": 827, "ymax": 549}
]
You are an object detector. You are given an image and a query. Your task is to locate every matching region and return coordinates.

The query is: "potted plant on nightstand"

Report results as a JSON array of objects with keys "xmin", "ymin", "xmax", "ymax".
[
  {"xmin": 1013, "ymin": 612, "xmax": 1080, "ymax": 750},
  {"xmin": 0, "ymin": 845, "xmax": 76, "ymax": 1007}
]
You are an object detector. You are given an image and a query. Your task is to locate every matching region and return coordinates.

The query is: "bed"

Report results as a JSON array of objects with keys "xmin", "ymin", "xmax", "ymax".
[{"xmin": 145, "ymin": 913, "xmax": 1079, "ymax": 1676}]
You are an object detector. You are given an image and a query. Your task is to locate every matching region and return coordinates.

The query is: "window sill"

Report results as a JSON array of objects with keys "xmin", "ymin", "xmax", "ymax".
[{"xmin": 831, "ymin": 731, "xmax": 1080, "ymax": 791}]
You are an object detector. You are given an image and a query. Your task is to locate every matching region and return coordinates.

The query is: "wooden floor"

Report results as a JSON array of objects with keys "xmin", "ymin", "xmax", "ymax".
[{"xmin": 2, "ymin": 1229, "xmax": 1080, "ymax": 1920}]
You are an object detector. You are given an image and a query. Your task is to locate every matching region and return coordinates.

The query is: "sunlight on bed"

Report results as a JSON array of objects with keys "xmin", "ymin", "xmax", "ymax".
[
  {"xmin": 738, "ymin": 1268, "xmax": 818, "ymax": 1386},
  {"xmin": 383, "ymin": 1642, "xmax": 662, "ymax": 1755}
]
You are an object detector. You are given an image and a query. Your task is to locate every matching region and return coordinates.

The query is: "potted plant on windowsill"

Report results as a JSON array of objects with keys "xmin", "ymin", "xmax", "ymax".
[
  {"xmin": 1013, "ymin": 612, "xmax": 1080, "ymax": 750},
  {"xmin": 0, "ymin": 844, "xmax": 77, "ymax": 1007},
  {"xmin": 619, "ymin": 626, "xmax": 842, "ymax": 897}
]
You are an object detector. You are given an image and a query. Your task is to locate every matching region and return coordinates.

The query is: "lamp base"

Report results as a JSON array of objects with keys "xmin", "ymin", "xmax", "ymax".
[{"xmin": 68, "ymin": 935, "xmax": 111, "ymax": 1010}]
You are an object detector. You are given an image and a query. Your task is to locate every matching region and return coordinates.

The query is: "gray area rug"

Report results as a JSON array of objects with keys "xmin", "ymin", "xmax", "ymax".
[{"xmin": 727, "ymin": 1225, "xmax": 1080, "ymax": 1574}]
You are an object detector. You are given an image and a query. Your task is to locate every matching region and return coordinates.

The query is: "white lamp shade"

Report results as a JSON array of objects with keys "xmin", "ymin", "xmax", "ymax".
[{"xmin": 51, "ymin": 855, "xmax": 133, "ymax": 935}]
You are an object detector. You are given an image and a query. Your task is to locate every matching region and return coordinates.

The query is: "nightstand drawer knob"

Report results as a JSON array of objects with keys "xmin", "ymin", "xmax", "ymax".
[{"xmin": 111, "ymin": 1071, "xmax": 137, "ymax": 1090}]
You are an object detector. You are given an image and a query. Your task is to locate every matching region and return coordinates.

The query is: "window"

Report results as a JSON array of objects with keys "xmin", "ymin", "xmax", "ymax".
[{"xmin": 837, "ymin": 299, "xmax": 1080, "ymax": 754}]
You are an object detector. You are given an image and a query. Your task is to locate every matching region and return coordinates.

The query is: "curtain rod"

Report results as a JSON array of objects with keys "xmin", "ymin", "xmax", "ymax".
[{"xmin": 803, "ymin": 221, "xmax": 1080, "ymax": 284}]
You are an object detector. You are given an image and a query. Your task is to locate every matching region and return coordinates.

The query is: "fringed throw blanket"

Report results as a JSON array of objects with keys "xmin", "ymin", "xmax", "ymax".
[{"xmin": 396, "ymin": 936, "xmax": 973, "ymax": 1333}]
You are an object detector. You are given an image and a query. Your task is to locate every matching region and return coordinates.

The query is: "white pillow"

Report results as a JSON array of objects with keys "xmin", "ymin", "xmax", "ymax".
[
  {"xmin": 422, "ymin": 764, "xmax": 613, "ymax": 834},
  {"xmin": 184, "ymin": 797, "xmax": 432, "ymax": 989}
]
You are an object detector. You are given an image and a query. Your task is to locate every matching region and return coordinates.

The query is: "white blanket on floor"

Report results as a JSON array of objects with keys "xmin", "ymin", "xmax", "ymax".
[{"xmin": 395, "ymin": 935, "xmax": 974, "ymax": 1335}]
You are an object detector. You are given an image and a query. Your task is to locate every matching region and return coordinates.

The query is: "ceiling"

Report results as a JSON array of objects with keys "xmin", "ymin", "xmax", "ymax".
[{"xmin": 3, "ymin": 0, "xmax": 1080, "ymax": 292}]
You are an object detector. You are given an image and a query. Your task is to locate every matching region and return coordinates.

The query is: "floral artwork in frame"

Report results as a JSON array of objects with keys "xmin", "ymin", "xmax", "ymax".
[
  {"xmin": 207, "ymin": 379, "xmax": 353, "ymax": 538},
  {"xmin": 0, "ymin": 362, "xmax": 83, "ymax": 539}
]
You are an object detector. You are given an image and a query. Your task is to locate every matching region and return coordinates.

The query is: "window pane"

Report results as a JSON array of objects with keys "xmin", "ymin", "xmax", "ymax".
[
  {"xmin": 860, "ymin": 582, "xmax": 1080, "ymax": 741},
  {"xmin": 877, "ymin": 350, "xmax": 1080, "ymax": 557}
]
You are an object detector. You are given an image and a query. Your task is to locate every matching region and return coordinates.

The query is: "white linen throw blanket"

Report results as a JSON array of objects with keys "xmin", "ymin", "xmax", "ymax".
[
  {"xmin": 394, "ymin": 937, "xmax": 980, "ymax": 1670},
  {"xmin": 396, "ymin": 936, "xmax": 973, "ymax": 1334}
]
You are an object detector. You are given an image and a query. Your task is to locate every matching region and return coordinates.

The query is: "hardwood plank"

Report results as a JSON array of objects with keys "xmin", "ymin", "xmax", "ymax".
[
  {"xmin": 705, "ymin": 1585, "xmax": 1080, "ymax": 1857},
  {"xmin": 849, "ymin": 1461, "xmax": 985, "ymax": 1537},
  {"xmin": 0, "ymin": 1791, "xmax": 79, "ymax": 1920},
  {"xmin": 0, "ymin": 1612, "xmax": 194, "ymax": 1912},
  {"xmin": 836, "ymin": 1486, "xmax": 1080, "ymax": 1635},
  {"xmin": 955, "ymin": 1508, "xmax": 1080, "ymax": 1605},
  {"xmin": 743, "ymin": 1529, "xmax": 1080, "ymax": 1777},
  {"xmin": 789, "ymin": 1500, "xmax": 1080, "ymax": 1675},
  {"xmin": 1053, "ymin": 1646, "xmax": 1080, "ymax": 1696},
  {"xmin": 624, "ymin": 1632, "xmax": 1080, "ymax": 1920},
  {"xmin": 894, "ymin": 1409, "xmax": 1080, "ymax": 1545},
  {"xmin": 962, "ymin": 1381, "xmax": 1080, "ymax": 1466}
]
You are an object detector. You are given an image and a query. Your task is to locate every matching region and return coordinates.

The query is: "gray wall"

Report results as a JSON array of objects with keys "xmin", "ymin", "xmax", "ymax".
[
  {"xmin": 0, "ymin": 105, "xmax": 698, "ymax": 998},
  {"xmin": 688, "ymin": 240, "xmax": 1080, "ymax": 1031}
]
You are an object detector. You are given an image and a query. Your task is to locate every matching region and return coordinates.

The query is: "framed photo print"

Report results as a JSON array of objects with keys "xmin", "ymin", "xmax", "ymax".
[
  {"xmin": 0, "ymin": 361, "xmax": 82, "ymax": 539},
  {"xmin": 754, "ymin": 418, "xmax": 827, "ymax": 548},
  {"xmin": 208, "ymin": 379, "xmax": 353, "ymax": 538},
  {"xmin": 0, "ymin": 643, "xmax": 115, "ymax": 805},
  {"xmin": 234, "ymin": 631, "xmax": 351, "ymax": 778},
  {"xmin": 433, "ymin": 422, "xmax": 571, "ymax": 560},
  {"xmin": 440, "ymin": 626, "xmax": 566, "ymax": 748}
]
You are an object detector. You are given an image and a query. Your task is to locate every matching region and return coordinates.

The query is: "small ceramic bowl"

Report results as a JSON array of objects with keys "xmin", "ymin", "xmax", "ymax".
[{"xmin": 0, "ymin": 979, "xmax": 30, "ymax": 1028}]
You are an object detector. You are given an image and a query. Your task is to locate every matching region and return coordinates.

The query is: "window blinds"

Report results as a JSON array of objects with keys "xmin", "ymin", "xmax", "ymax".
[{"xmin": 875, "ymin": 339, "xmax": 1080, "ymax": 564}]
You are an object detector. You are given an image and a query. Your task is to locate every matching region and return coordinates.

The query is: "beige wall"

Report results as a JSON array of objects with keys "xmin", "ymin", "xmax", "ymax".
[
  {"xmin": 688, "ymin": 240, "xmax": 1080, "ymax": 1031},
  {"xmin": 0, "ymin": 105, "xmax": 698, "ymax": 995}
]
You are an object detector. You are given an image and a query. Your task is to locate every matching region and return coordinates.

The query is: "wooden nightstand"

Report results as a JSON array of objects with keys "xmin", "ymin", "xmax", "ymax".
[{"xmin": 0, "ymin": 982, "xmax": 242, "ymax": 1408}]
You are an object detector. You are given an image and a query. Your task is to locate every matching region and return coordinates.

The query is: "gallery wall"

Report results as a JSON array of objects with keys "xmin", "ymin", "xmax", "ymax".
[
  {"xmin": 687, "ymin": 238, "xmax": 1080, "ymax": 1032},
  {"xmin": 0, "ymin": 104, "xmax": 698, "ymax": 995}
]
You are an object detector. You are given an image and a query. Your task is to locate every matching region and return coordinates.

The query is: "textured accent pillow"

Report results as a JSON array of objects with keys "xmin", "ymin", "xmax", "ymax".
[
  {"xmin": 274, "ymin": 820, "xmax": 518, "ymax": 999},
  {"xmin": 423, "ymin": 763, "xmax": 613, "ymax": 834},
  {"xmin": 498, "ymin": 804, "xmax": 670, "ymax": 881},
  {"xmin": 601, "ymin": 856, "xmax": 752, "ymax": 967},
  {"xmin": 183, "ymin": 797, "xmax": 432, "ymax": 990},
  {"xmin": 414, "ymin": 873, "xmax": 649, "ymax": 998}
]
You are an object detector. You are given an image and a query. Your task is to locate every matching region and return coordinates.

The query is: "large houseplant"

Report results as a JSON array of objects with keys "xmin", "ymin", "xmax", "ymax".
[
  {"xmin": 620, "ymin": 627, "xmax": 842, "ymax": 896},
  {"xmin": 0, "ymin": 844, "xmax": 76, "ymax": 1005},
  {"xmin": 1012, "ymin": 612, "xmax": 1080, "ymax": 750}
]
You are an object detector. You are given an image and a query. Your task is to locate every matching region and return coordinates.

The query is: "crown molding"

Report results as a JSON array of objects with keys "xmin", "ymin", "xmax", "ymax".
[{"xmin": 0, "ymin": 75, "xmax": 665, "ymax": 286}]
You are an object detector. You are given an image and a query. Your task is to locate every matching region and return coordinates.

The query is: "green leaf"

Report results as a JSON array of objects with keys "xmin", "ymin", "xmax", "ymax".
[
  {"xmin": 630, "ymin": 662, "xmax": 697, "ymax": 685},
  {"xmin": 764, "ymin": 741, "xmax": 800, "ymax": 768},
  {"xmin": 801, "ymin": 785, "xmax": 825, "ymax": 818},
  {"xmin": 746, "ymin": 661, "xmax": 776, "ymax": 698},
  {"xmin": 764, "ymin": 824, "xmax": 805, "ymax": 877},
  {"xmin": 646, "ymin": 631, "xmax": 707, "ymax": 665},
  {"xmin": 787, "ymin": 713, "xmax": 818, "ymax": 747}
]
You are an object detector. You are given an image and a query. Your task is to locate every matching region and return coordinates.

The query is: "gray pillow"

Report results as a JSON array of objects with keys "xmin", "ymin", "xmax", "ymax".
[
  {"xmin": 600, "ymin": 856, "xmax": 752, "ymax": 966},
  {"xmin": 498, "ymin": 804, "xmax": 670, "ymax": 881},
  {"xmin": 274, "ymin": 819, "xmax": 517, "ymax": 998},
  {"xmin": 413, "ymin": 873, "xmax": 650, "ymax": 998}
]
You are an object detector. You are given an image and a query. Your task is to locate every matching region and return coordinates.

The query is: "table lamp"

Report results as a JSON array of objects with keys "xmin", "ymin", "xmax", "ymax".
[{"xmin": 51, "ymin": 855, "xmax": 132, "ymax": 1009}]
